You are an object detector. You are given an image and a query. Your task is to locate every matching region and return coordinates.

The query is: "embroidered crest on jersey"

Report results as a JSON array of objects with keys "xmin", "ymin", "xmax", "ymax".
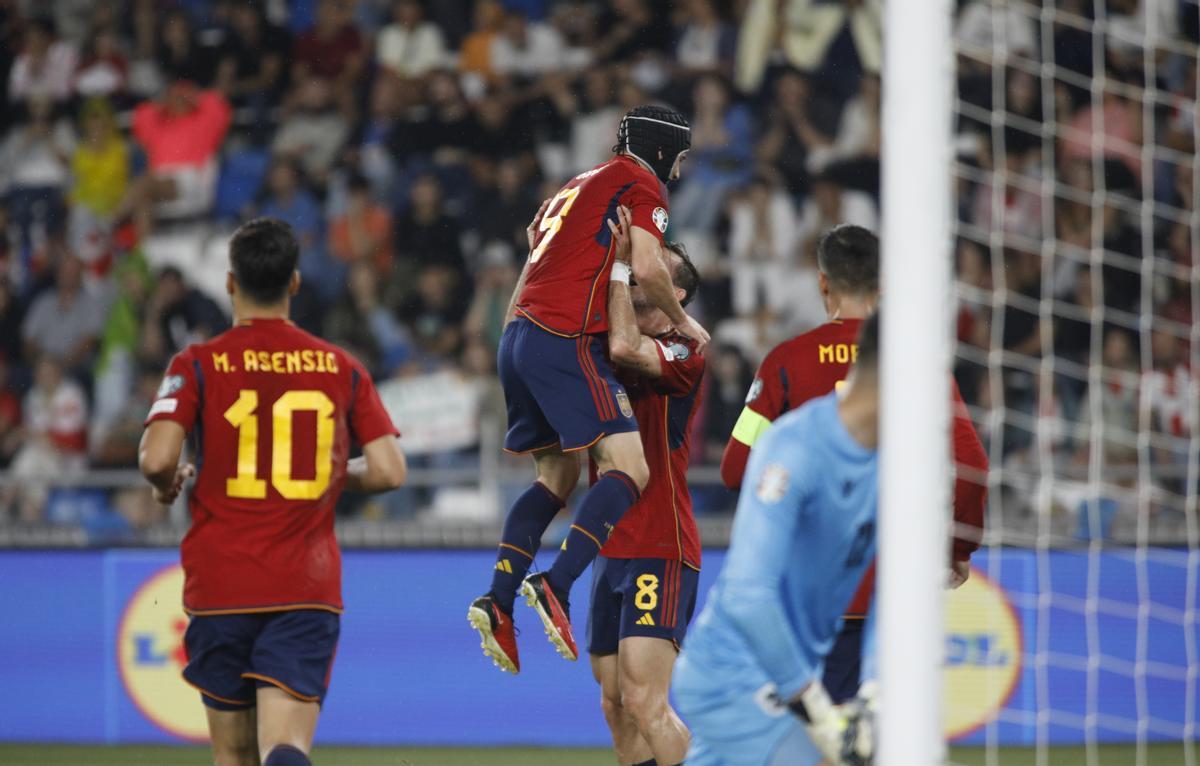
[
  {"xmin": 616, "ymin": 392, "xmax": 634, "ymax": 418},
  {"xmin": 667, "ymin": 342, "xmax": 690, "ymax": 361},
  {"xmin": 652, "ymin": 207, "xmax": 668, "ymax": 233},
  {"xmin": 746, "ymin": 378, "xmax": 763, "ymax": 404},
  {"xmin": 157, "ymin": 375, "xmax": 184, "ymax": 399},
  {"xmin": 756, "ymin": 463, "xmax": 790, "ymax": 504}
]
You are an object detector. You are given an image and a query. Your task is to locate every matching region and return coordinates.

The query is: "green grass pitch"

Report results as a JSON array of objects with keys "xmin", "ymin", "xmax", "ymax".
[{"xmin": 0, "ymin": 744, "xmax": 1193, "ymax": 765}]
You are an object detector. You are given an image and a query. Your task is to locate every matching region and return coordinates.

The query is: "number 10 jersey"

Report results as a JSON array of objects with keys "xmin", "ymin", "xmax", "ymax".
[
  {"xmin": 145, "ymin": 317, "xmax": 399, "ymax": 615},
  {"xmin": 517, "ymin": 155, "xmax": 669, "ymax": 338}
]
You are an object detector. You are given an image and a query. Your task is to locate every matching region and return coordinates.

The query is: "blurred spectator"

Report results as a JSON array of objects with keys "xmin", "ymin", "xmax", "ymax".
[
  {"xmin": 476, "ymin": 159, "xmax": 537, "ymax": 260},
  {"xmin": 21, "ymin": 253, "xmax": 104, "ymax": 370},
  {"xmin": 292, "ymin": 0, "xmax": 366, "ymax": 104},
  {"xmin": 399, "ymin": 265, "xmax": 467, "ymax": 360},
  {"xmin": 330, "ymin": 174, "xmax": 395, "ymax": 275},
  {"xmin": 394, "ymin": 174, "xmax": 465, "ymax": 276},
  {"xmin": 348, "ymin": 75, "xmax": 405, "ymax": 201},
  {"xmin": 376, "ymin": 0, "xmax": 448, "ymax": 80},
  {"xmin": 140, "ymin": 267, "xmax": 227, "ymax": 366},
  {"xmin": 459, "ymin": 0, "xmax": 506, "ymax": 84},
  {"xmin": 671, "ymin": 75, "xmax": 754, "ymax": 232},
  {"xmin": 491, "ymin": 10, "xmax": 567, "ymax": 81},
  {"xmin": 1084, "ymin": 326, "xmax": 1140, "ymax": 467},
  {"xmin": 272, "ymin": 75, "xmax": 349, "ymax": 185},
  {"xmin": 324, "ymin": 261, "xmax": 413, "ymax": 374},
  {"xmin": 8, "ymin": 18, "xmax": 78, "ymax": 103},
  {"xmin": 807, "ymin": 72, "xmax": 880, "ymax": 193},
  {"xmin": 955, "ymin": 0, "xmax": 1037, "ymax": 61},
  {"xmin": 672, "ymin": 0, "xmax": 736, "ymax": 79},
  {"xmin": 756, "ymin": 69, "xmax": 834, "ymax": 198},
  {"xmin": 463, "ymin": 243, "xmax": 519, "ymax": 353},
  {"xmin": 727, "ymin": 176, "xmax": 797, "ymax": 318},
  {"xmin": 794, "ymin": 173, "xmax": 878, "ymax": 263},
  {"xmin": 0, "ymin": 276, "xmax": 23, "ymax": 365},
  {"xmin": 91, "ymin": 367, "xmax": 160, "ymax": 468},
  {"xmin": 563, "ymin": 69, "xmax": 621, "ymax": 174},
  {"xmin": 702, "ymin": 343, "xmax": 753, "ymax": 463},
  {"xmin": 1061, "ymin": 70, "xmax": 1144, "ymax": 178},
  {"xmin": 735, "ymin": 0, "xmax": 881, "ymax": 95},
  {"xmin": 1142, "ymin": 327, "xmax": 1193, "ymax": 445},
  {"xmin": 969, "ymin": 152, "xmax": 1043, "ymax": 239},
  {"xmin": 70, "ymin": 98, "xmax": 128, "ymax": 221},
  {"xmin": 92, "ymin": 250, "xmax": 151, "ymax": 451},
  {"xmin": 591, "ymin": 0, "xmax": 669, "ymax": 64},
  {"xmin": 73, "ymin": 26, "xmax": 128, "ymax": 99},
  {"xmin": 2, "ymin": 356, "xmax": 88, "ymax": 523},
  {"xmin": 0, "ymin": 359, "xmax": 20, "ymax": 468},
  {"xmin": 1, "ymin": 96, "xmax": 74, "ymax": 252},
  {"xmin": 127, "ymin": 82, "xmax": 231, "ymax": 228},
  {"xmin": 215, "ymin": 3, "xmax": 290, "ymax": 110},
  {"xmin": 256, "ymin": 159, "xmax": 333, "ymax": 299},
  {"xmin": 156, "ymin": 10, "xmax": 211, "ymax": 86}
]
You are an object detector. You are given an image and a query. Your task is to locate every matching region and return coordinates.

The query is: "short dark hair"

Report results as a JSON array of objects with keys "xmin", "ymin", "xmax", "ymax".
[
  {"xmin": 817, "ymin": 224, "xmax": 879, "ymax": 296},
  {"xmin": 856, "ymin": 309, "xmax": 880, "ymax": 368},
  {"xmin": 229, "ymin": 218, "xmax": 299, "ymax": 304},
  {"xmin": 665, "ymin": 241, "xmax": 700, "ymax": 308}
]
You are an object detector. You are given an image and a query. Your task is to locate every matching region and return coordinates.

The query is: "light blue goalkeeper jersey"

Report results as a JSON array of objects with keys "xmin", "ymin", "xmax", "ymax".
[{"xmin": 681, "ymin": 392, "xmax": 878, "ymax": 700}]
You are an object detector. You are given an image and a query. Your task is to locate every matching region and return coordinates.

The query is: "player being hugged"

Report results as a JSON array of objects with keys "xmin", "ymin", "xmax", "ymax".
[
  {"xmin": 673, "ymin": 314, "xmax": 885, "ymax": 766},
  {"xmin": 588, "ymin": 207, "xmax": 704, "ymax": 766},
  {"xmin": 139, "ymin": 219, "xmax": 407, "ymax": 766},
  {"xmin": 469, "ymin": 105, "xmax": 709, "ymax": 672}
]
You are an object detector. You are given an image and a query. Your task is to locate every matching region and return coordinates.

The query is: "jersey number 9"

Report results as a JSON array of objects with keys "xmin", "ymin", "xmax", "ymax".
[
  {"xmin": 529, "ymin": 186, "xmax": 581, "ymax": 263},
  {"xmin": 224, "ymin": 389, "xmax": 336, "ymax": 501}
]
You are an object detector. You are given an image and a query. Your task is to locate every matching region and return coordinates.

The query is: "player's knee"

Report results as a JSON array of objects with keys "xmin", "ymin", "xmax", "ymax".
[
  {"xmin": 620, "ymin": 679, "xmax": 667, "ymax": 726},
  {"xmin": 599, "ymin": 687, "xmax": 625, "ymax": 728},
  {"xmin": 535, "ymin": 453, "xmax": 581, "ymax": 500},
  {"xmin": 613, "ymin": 456, "xmax": 650, "ymax": 493},
  {"xmin": 262, "ymin": 744, "xmax": 312, "ymax": 766}
]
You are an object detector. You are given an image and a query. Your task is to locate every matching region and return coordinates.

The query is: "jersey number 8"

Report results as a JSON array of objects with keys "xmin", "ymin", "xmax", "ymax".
[{"xmin": 224, "ymin": 389, "xmax": 335, "ymax": 501}]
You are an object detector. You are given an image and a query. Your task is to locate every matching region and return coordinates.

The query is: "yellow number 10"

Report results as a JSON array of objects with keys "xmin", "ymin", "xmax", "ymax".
[
  {"xmin": 224, "ymin": 389, "xmax": 336, "ymax": 501},
  {"xmin": 529, "ymin": 186, "xmax": 581, "ymax": 263}
]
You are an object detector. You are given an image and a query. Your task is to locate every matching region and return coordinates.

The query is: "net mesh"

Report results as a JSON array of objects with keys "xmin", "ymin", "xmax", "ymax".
[{"xmin": 949, "ymin": 1, "xmax": 1198, "ymax": 762}]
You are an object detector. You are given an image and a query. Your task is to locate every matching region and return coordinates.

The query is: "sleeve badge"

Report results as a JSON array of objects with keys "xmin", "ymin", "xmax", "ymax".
[
  {"xmin": 156, "ymin": 374, "xmax": 184, "ymax": 399},
  {"xmin": 745, "ymin": 378, "xmax": 764, "ymax": 404},
  {"xmin": 652, "ymin": 207, "xmax": 669, "ymax": 233},
  {"xmin": 755, "ymin": 463, "xmax": 790, "ymax": 504}
]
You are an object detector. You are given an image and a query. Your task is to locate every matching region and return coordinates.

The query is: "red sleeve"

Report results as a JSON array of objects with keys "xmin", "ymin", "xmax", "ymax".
[
  {"xmin": 650, "ymin": 338, "xmax": 705, "ymax": 397},
  {"xmin": 720, "ymin": 439, "xmax": 750, "ymax": 490},
  {"xmin": 623, "ymin": 179, "xmax": 668, "ymax": 244},
  {"xmin": 144, "ymin": 349, "xmax": 200, "ymax": 432},
  {"xmin": 950, "ymin": 380, "xmax": 988, "ymax": 562},
  {"xmin": 348, "ymin": 358, "xmax": 400, "ymax": 446},
  {"xmin": 746, "ymin": 350, "xmax": 786, "ymax": 420}
]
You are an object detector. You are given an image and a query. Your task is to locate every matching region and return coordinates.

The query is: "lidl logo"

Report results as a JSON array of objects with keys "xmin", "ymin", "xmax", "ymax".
[
  {"xmin": 117, "ymin": 564, "xmax": 208, "ymax": 741},
  {"xmin": 943, "ymin": 567, "xmax": 1023, "ymax": 738}
]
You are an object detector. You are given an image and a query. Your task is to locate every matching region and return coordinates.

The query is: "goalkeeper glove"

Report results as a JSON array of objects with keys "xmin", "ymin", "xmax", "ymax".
[
  {"xmin": 787, "ymin": 682, "xmax": 876, "ymax": 766},
  {"xmin": 835, "ymin": 680, "xmax": 877, "ymax": 766}
]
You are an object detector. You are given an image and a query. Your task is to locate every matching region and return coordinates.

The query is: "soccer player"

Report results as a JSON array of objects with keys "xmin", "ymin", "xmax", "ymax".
[
  {"xmin": 138, "ymin": 219, "xmax": 407, "ymax": 766},
  {"xmin": 719, "ymin": 224, "xmax": 988, "ymax": 703},
  {"xmin": 469, "ymin": 105, "xmax": 710, "ymax": 672},
  {"xmin": 590, "ymin": 208, "xmax": 704, "ymax": 766},
  {"xmin": 673, "ymin": 312, "xmax": 884, "ymax": 766}
]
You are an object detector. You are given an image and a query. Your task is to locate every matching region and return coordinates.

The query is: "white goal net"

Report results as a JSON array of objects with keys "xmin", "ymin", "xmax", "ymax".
[{"xmin": 946, "ymin": 1, "xmax": 1198, "ymax": 764}]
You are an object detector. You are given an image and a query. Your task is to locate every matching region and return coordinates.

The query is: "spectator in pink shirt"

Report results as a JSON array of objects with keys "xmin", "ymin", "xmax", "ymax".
[{"xmin": 119, "ymin": 80, "xmax": 231, "ymax": 236}]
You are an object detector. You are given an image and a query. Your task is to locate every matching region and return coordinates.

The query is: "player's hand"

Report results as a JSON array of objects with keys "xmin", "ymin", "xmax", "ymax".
[
  {"xmin": 948, "ymin": 559, "xmax": 970, "ymax": 589},
  {"xmin": 606, "ymin": 205, "xmax": 633, "ymax": 264},
  {"xmin": 526, "ymin": 197, "xmax": 552, "ymax": 251},
  {"xmin": 835, "ymin": 681, "xmax": 877, "ymax": 766},
  {"xmin": 152, "ymin": 463, "xmax": 195, "ymax": 505},
  {"xmin": 676, "ymin": 314, "xmax": 710, "ymax": 355},
  {"xmin": 788, "ymin": 683, "xmax": 862, "ymax": 766}
]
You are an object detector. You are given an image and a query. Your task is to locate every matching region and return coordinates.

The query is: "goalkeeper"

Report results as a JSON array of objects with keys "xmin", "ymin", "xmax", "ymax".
[{"xmin": 672, "ymin": 313, "xmax": 882, "ymax": 766}]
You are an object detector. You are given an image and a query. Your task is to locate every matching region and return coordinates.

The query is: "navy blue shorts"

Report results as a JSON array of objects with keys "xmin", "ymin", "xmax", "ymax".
[
  {"xmin": 587, "ymin": 556, "xmax": 699, "ymax": 655},
  {"xmin": 498, "ymin": 317, "xmax": 638, "ymax": 453},
  {"xmin": 822, "ymin": 617, "xmax": 864, "ymax": 704},
  {"xmin": 182, "ymin": 609, "xmax": 340, "ymax": 710}
]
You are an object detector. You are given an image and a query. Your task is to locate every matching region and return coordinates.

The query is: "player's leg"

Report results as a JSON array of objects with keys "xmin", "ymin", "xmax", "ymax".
[
  {"xmin": 244, "ymin": 610, "xmax": 339, "ymax": 764},
  {"xmin": 204, "ymin": 707, "xmax": 259, "ymax": 766},
  {"xmin": 256, "ymin": 686, "xmax": 318, "ymax": 765},
  {"xmin": 821, "ymin": 618, "xmax": 864, "ymax": 704},
  {"xmin": 618, "ymin": 637, "xmax": 689, "ymax": 765},
  {"xmin": 592, "ymin": 652, "xmax": 655, "ymax": 766}
]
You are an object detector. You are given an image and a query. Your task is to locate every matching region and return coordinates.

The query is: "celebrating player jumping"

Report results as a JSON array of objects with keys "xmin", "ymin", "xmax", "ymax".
[
  {"xmin": 587, "ymin": 207, "xmax": 704, "ymax": 766},
  {"xmin": 139, "ymin": 219, "xmax": 407, "ymax": 766},
  {"xmin": 674, "ymin": 312, "xmax": 884, "ymax": 766},
  {"xmin": 469, "ymin": 105, "xmax": 709, "ymax": 672},
  {"xmin": 720, "ymin": 224, "xmax": 989, "ymax": 704}
]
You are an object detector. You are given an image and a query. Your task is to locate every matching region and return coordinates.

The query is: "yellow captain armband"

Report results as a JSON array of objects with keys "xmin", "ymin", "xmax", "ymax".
[{"xmin": 730, "ymin": 407, "xmax": 773, "ymax": 448}]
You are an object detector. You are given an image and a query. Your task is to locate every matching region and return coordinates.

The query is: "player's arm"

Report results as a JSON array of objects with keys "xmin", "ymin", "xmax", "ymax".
[
  {"xmin": 720, "ymin": 357, "xmax": 784, "ymax": 489},
  {"xmin": 139, "ymin": 421, "xmax": 195, "ymax": 505},
  {"xmin": 606, "ymin": 206, "xmax": 664, "ymax": 377},
  {"xmin": 504, "ymin": 197, "xmax": 552, "ymax": 327},
  {"xmin": 949, "ymin": 379, "xmax": 988, "ymax": 587},
  {"xmin": 345, "ymin": 435, "xmax": 407, "ymax": 493},
  {"xmin": 630, "ymin": 224, "xmax": 708, "ymax": 354}
]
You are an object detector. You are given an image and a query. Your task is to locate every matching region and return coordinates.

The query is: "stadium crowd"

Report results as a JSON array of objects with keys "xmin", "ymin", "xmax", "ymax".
[{"xmin": 0, "ymin": 0, "xmax": 1195, "ymax": 539}]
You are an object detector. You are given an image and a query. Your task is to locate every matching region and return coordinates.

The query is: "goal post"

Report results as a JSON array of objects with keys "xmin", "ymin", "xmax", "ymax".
[{"xmin": 878, "ymin": 0, "xmax": 956, "ymax": 764}]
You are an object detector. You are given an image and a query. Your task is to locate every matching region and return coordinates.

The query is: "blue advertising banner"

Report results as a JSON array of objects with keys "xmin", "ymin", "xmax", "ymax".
[{"xmin": 0, "ymin": 548, "xmax": 1194, "ymax": 746}]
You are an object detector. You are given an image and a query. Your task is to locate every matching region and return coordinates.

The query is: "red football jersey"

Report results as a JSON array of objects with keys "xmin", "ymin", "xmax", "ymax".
[
  {"xmin": 145, "ymin": 318, "xmax": 399, "ymax": 614},
  {"xmin": 720, "ymin": 318, "xmax": 990, "ymax": 615},
  {"xmin": 601, "ymin": 334, "xmax": 705, "ymax": 568},
  {"xmin": 517, "ymin": 155, "xmax": 668, "ymax": 337}
]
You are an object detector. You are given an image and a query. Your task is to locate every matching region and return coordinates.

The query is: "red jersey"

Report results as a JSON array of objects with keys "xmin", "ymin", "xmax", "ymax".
[
  {"xmin": 720, "ymin": 319, "xmax": 989, "ymax": 615},
  {"xmin": 601, "ymin": 334, "xmax": 705, "ymax": 568},
  {"xmin": 517, "ymin": 156, "xmax": 668, "ymax": 337},
  {"xmin": 145, "ymin": 318, "xmax": 399, "ymax": 615}
]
